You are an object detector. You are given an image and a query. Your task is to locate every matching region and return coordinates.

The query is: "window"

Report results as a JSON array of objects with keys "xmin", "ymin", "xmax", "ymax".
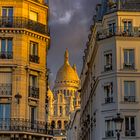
[
  {"xmin": 29, "ymin": 75, "xmax": 39, "ymax": 98},
  {"xmin": 29, "ymin": 11, "xmax": 38, "ymax": 21},
  {"xmin": 125, "ymin": 116, "xmax": 136, "ymax": 136},
  {"xmin": 64, "ymin": 90, "xmax": 66, "ymax": 96},
  {"xmin": 60, "ymin": 95, "xmax": 63, "ymax": 102},
  {"xmin": 64, "ymin": 121, "xmax": 68, "ymax": 129},
  {"xmin": 108, "ymin": 23, "xmax": 116, "ymax": 35},
  {"xmin": 0, "ymin": 38, "xmax": 13, "ymax": 59},
  {"xmin": 124, "ymin": 49, "xmax": 134, "ymax": 69},
  {"xmin": 105, "ymin": 119, "xmax": 114, "ymax": 138},
  {"xmin": 60, "ymin": 106, "xmax": 62, "ymax": 116},
  {"xmin": 124, "ymin": 81, "xmax": 135, "ymax": 102},
  {"xmin": 2, "ymin": 7, "xmax": 13, "ymax": 27},
  {"xmin": 30, "ymin": 106, "xmax": 37, "ymax": 129},
  {"xmin": 51, "ymin": 121, "xmax": 55, "ymax": 129},
  {"xmin": 66, "ymin": 106, "xmax": 69, "ymax": 115},
  {"xmin": 123, "ymin": 21, "xmax": 132, "ymax": 33},
  {"xmin": 0, "ymin": 73, "xmax": 12, "ymax": 96},
  {"xmin": 0, "ymin": 104, "xmax": 10, "ymax": 129},
  {"xmin": 104, "ymin": 52, "xmax": 112, "ymax": 72},
  {"xmin": 30, "ymin": 41, "xmax": 39, "ymax": 63},
  {"xmin": 57, "ymin": 120, "xmax": 62, "ymax": 129},
  {"xmin": 0, "ymin": 104, "xmax": 10, "ymax": 119},
  {"xmin": 104, "ymin": 83, "xmax": 113, "ymax": 103}
]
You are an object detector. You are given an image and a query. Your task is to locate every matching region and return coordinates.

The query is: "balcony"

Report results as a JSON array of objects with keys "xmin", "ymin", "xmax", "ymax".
[
  {"xmin": 104, "ymin": 64, "xmax": 112, "ymax": 72},
  {"xmin": 97, "ymin": 26, "xmax": 140, "ymax": 41},
  {"xmin": 29, "ymin": 86, "xmax": 39, "ymax": 99},
  {"xmin": 124, "ymin": 96, "xmax": 136, "ymax": 102},
  {"xmin": 123, "ymin": 63, "xmax": 135, "ymax": 70},
  {"xmin": 0, "ymin": 17, "xmax": 49, "ymax": 35},
  {"xmin": 29, "ymin": 55, "xmax": 39, "ymax": 63},
  {"xmin": 125, "ymin": 130, "xmax": 136, "ymax": 136},
  {"xmin": 0, "ymin": 83, "xmax": 12, "ymax": 96},
  {"xmin": 105, "ymin": 97, "xmax": 113, "ymax": 104},
  {"xmin": 0, "ymin": 51, "xmax": 13, "ymax": 59},
  {"xmin": 106, "ymin": 0, "xmax": 140, "ymax": 14},
  {"xmin": 0, "ymin": 118, "xmax": 47, "ymax": 134},
  {"xmin": 53, "ymin": 129, "xmax": 66, "ymax": 136},
  {"xmin": 105, "ymin": 130, "xmax": 114, "ymax": 138}
]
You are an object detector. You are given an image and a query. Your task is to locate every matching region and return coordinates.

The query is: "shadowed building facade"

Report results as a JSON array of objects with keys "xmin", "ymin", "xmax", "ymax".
[
  {"xmin": 0, "ymin": 0, "xmax": 52, "ymax": 139},
  {"xmin": 47, "ymin": 49, "xmax": 80, "ymax": 140},
  {"xmin": 80, "ymin": 0, "xmax": 140, "ymax": 140}
]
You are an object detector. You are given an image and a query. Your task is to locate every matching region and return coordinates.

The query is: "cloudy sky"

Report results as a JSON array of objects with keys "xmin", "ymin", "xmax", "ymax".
[{"xmin": 47, "ymin": 0, "xmax": 98, "ymax": 85}]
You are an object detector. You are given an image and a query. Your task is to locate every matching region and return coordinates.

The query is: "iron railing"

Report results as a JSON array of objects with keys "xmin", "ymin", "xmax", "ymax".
[
  {"xmin": 29, "ymin": 54, "xmax": 40, "ymax": 63},
  {"xmin": 52, "ymin": 129, "xmax": 66, "ymax": 136},
  {"xmin": 0, "ymin": 51, "xmax": 13, "ymax": 59},
  {"xmin": 105, "ymin": 97, "xmax": 113, "ymax": 103},
  {"xmin": 0, "ymin": 16, "xmax": 49, "ymax": 35},
  {"xmin": 104, "ymin": 64, "xmax": 112, "ymax": 72},
  {"xmin": 0, "ymin": 83, "xmax": 12, "ymax": 96},
  {"xmin": 97, "ymin": 26, "xmax": 140, "ymax": 41},
  {"xmin": 29, "ymin": 86, "xmax": 39, "ymax": 99},
  {"xmin": 123, "ymin": 63, "xmax": 135, "ymax": 70},
  {"xmin": 125, "ymin": 130, "xmax": 136, "ymax": 136},
  {"xmin": 105, "ymin": 130, "xmax": 114, "ymax": 137},
  {"xmin": 124, "ymin": 96, "xmax": 136, "ymax": 102},
  {"xmin": 0, "ymin": 118, "xmax": 47, "ymax": 134},
  {"xmin": 106, "ymin": 0, "xmax": 140, "ymax": 14}
]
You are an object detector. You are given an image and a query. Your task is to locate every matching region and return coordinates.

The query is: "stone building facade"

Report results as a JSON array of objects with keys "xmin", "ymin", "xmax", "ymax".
[
  {"xmin": 80, "ymin": 0, "xmax": 140, "ymax": 140},
  {"xmin": 0, "ymin": 0, "xmax": 52, "ymax": 139}
]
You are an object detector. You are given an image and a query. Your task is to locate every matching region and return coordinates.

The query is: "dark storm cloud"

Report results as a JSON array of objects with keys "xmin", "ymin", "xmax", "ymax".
[{"xmin": 48, "ymin": 0, "xmax": 98, "ymax": 86}]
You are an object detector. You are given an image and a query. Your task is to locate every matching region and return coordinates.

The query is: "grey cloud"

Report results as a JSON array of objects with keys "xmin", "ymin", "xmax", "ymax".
[{"xmin": 48, "ymin": 0, "xmax": 98, "ymax": 87}]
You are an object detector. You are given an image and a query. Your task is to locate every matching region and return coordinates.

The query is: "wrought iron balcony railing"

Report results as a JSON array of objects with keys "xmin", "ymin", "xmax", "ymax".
[
  {"xmin": 0, "ymin": 118, "xmax": 47, "ymax": 134},
  {"xmin": 125, "ymin": 130, "xmax": 136, "ymax": 136},
  {"xmin": 105, "ymin": 130, "xmax": 114, "ymax": 137},
  {"xmin": 123, "ymin": 63, "xmax": 135, "ymax": 70},
  {"xmin": 0, "ymin": 51, "xmax": 13, "ymax": 59},
  {"xmin": 0, "ymin": 83, "xmax": 12, "ymax": 96},
  {"xmin": 97, "ymin": 26, "xmax": 140, "ymax": 41},
  {"xmin": 29, "ymin": 86, "xmax": 39, "ymax": 99},
  {"xmin": 0, "ymin": 17, "xmax": 49, "ymax": 35},
  {"xmin": 29, "ymin": 54, "xmax": 40, "ymax": 63},
  {"xmin": 52, "ymin": 129, "xmax": 66, "ymax": 136},
  {"xmin": 104, "ymin": 64, "xmax": 112, "ymax": 72},
  {"xmin": 105, "ymin": 97, "xmax": 113, "ymax": 104},
  {"xmin": 124, "ymin": 96, "xmax": 136, "ymax": 102},
  {"xmin": 106, "ymin": 0, "xmax": 140, "ymax": 14}
]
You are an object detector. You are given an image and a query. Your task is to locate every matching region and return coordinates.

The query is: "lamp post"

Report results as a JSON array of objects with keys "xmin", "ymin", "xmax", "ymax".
[{"xmin": 113, "ymin": 113, "xmax": 124, "ymax": 140}]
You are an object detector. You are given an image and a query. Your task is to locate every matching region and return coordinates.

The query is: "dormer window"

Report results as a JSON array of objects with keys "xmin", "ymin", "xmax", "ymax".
[{"xmin": 29, "ymin": 10, "xmax": 38, "ymax": 22}]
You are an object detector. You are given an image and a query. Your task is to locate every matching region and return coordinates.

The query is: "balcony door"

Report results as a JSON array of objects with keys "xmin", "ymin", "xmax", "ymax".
[
  {"xmin": 2, "ymin": 7, "xmax": 13, "ymax": 27},
  {"xmin": 0, "ymin": 104, "xmax": 11, "ymax": 130},
  {"xmin": 30, "ymin": 106, "xmax": 37, "ymax": 129}
]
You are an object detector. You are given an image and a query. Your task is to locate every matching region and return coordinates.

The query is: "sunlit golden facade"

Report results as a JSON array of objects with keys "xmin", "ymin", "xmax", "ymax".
[
  {"xmin": 47, "ymin": 49, "xmax": 80, "ymax": 140},
  {"xmin": 0, "ymin": 0, "xmax": 52, "ymax": 139}
]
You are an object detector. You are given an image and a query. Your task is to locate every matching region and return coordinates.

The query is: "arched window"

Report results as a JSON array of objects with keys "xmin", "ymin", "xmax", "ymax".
[
  {"xmin": 64, "ymin": 121, "xmax": 68, "ymax": 129},
  {"xmin": 51, "ymin": 121, "xmax": 55, "ymax": 129},
  {"xmin": 65, "ymin": 106, "xmax": 69, "ymax": 115},
  {"xmin": 64, "ymin": 90, "xmax": 66, "ymax": 96},
  {"xmin": 60, "ymin": 106, "xmax": 63, "ymax": 115},
  {"xmin": 57, "ymin": 120, "xmax": 62, "ymax": 129},
  {"xmin": 60, "ymin": 95, "xmax": 62, "ymax": 102},
  {"xmin": 67, "ymin": 90, "xmax": 69, "ymax": 96}
]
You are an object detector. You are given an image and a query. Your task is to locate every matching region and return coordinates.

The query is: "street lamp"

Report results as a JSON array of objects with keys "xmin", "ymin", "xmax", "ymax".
[{"xmin": 113, "ymin": 113, "xmax": 124, "ymax": 140}]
